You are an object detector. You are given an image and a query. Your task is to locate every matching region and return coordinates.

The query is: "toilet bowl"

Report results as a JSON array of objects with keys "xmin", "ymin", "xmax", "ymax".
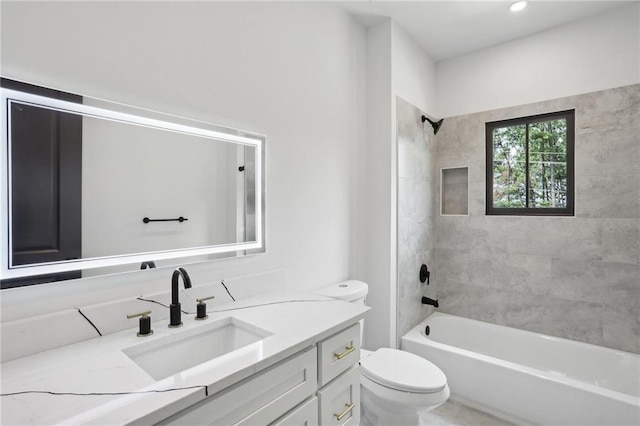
[
  {"xmin": 359, "ymin": 348, "xmax": 449, "ymax": 425},
  {"xmin": 314, "ymin": 280, "xmax": 449, "ymax": 426}
]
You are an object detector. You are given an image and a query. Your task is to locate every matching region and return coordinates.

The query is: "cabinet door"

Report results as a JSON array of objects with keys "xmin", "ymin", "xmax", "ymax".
[
  {"xmin": 317, "ymin": 366, "xmax": 360, "ymax": 426},
  {"xmin": 318, "ymin": 323, "xmax": 360, "ymax": 387},
  {"xmin": 160, "ymin": 347, "xmax": 317, "ymax": 426},
  {"xmin": 271, "ymin": 397, "xmax": 318, "ymax": 426}
]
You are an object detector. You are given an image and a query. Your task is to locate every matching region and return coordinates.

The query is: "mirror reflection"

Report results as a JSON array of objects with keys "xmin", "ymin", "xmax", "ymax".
[{"xmin": 1, "ymin": 80, "xmax": 264, "ymax": 287}]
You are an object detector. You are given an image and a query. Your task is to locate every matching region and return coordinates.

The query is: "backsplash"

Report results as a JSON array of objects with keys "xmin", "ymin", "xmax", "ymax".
[
  {"xmin": 435, "ymin": 84, "xmax": 640, "ymax": 354},
  {"xmin": 0, "ymin": 269, "xmax": 287, "ymax": 361}
]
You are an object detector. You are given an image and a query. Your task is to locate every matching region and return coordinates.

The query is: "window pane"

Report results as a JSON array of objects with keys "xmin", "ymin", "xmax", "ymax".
[
  {"xmin": 492, "ymin": 125, "xmax": 526, "ymax": 208},
  {"xmin": 528, "ymin": 119, "xmax": 567, "ymax": 208}
]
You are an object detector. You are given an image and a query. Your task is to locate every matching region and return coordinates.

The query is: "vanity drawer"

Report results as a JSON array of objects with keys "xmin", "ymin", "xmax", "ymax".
[
  {"xmin": 271, "ymin": 396, "xmax": 318, "ymax": 426},
  {"xmin": 160, "ymin": 346, "xmax": 317, "ymax": 426},
  {"xmin": 317, "ymin": 365, "xmax": 360, "ymax": 426},
  {"xmin": 318, "ymin": 323, "xmax": 360, "ymax": 387}
]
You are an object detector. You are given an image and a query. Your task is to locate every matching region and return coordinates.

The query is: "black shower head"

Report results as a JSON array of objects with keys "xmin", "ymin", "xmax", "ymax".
[{"xmin": 421, "ymin": 115, "xmax": 444, "ymax": 135}]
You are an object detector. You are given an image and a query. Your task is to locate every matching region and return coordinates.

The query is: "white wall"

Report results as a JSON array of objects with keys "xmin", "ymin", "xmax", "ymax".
[
  {"xmin": 359, "ymin": 20, "xmax": 394, "ymax": 350},
  {"xmin": 391, "ymin": 23, "xmax": 437, "ymax": 118},
  {"xmin": 359, "ymin": 20, "xmax": 437, "ymax": 350},
  {"xmin": 0, "ymin": 2, "xmax": 367, "ymax": 318},
  {"xmin": 437, "ymin": 3, "xmax": 640, "ymax": 117}
]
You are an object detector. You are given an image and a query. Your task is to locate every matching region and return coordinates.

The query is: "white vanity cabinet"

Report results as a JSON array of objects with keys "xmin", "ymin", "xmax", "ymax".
[
  {"xmin": 316, "ymin": 323, "xmax": 361, "ymax": 426},
  {"xmin": 271, "ymin": 397, "xmax": 319, "ymax": 426},
  {"xmin": 158, "ymin": 323, "xmax": 361, "ymax": 426},
  {"xmin": 159, "ymin": 347, "xmax": 318, "ymax": 426}
]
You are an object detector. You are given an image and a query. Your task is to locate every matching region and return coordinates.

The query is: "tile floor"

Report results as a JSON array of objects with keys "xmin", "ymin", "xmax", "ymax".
[{"xmin": 420, "ymin": 400, "xmax": 515, "ymax": 426}]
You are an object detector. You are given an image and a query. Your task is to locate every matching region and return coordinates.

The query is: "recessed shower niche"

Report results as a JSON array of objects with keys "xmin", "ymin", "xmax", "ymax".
[{"xmin": 441, "ymin": 167, "xmax": 469, "ymax": 215}]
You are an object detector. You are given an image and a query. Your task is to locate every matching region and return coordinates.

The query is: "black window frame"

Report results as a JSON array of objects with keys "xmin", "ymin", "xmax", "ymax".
[{"xmin": 485, "ymin": 109, "xmax": 575, "ymax": 216}]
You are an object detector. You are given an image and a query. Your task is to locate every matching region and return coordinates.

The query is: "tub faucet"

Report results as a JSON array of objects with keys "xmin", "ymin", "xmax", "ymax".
[
  {"xmin": 422, "ymin": 296, "xmax": 439, "ymax": 308},
  {"xmin": 169, "ymin": 267, "xmax": 192, "ymax": 327}
]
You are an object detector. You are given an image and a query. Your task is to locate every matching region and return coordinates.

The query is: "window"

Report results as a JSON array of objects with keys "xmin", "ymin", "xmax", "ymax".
[{"xmin": 486, "ymin": 110, "xmax": 574, "ymax": 216}]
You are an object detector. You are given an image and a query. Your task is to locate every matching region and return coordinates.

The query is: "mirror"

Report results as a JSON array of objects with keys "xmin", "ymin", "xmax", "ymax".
[{"xmin": 1, "ymin": 81, "xmax": 265, "ymax": 287}]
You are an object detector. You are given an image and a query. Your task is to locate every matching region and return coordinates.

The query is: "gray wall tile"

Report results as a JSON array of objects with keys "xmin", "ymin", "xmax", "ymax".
[
  {"xmin": 505, "ymin": 293, "xmax": 604, "ymax": 346},
  {"xmin": 577, "ymin": 84, "xmax": 640, "ymax": 135},
  {"xmin": 467, "ymin": 179, "xmax": 485, "ymax": 216},
  {"xmin": 396, "ymin": 97, "xmax": 437, "ymax": 342},
  {"xmin": 602, "ymin": 219, "xmax": 640, "ymax": 265},
  {"xmin": 433, "ymin": 84, "xmax": 640, "ymax": 353},
  {"xmin": 576, "ymin": 174, "xmax": 640, "ymax": 218},
  {"xmin": 506, "ymin": 218, "xmax": 604, "ymax": 261},
  {"xmin": 440, "ymin": 281, "xmax": 509, "ymax": 325},
  {"xmin": 575, "ymin": 130, "xmax": 639, "ymax": 178},
  {"xmin": 602, "ymin": 304, "xmax": 640, "ymax": 353},
  {"xmin": 550, "ymin": 258, "xmax": 640, "ymax": 307}
]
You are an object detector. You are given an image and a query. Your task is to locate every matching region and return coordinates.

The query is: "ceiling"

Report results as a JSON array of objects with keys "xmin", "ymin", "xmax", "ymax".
[{"xmin": 335, "ymin": 1, "xmax": 636, "ymax": 61}]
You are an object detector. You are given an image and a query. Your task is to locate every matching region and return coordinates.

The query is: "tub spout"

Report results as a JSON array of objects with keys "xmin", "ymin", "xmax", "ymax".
[{"xmin": 422, "ymin": 297, "xmax": 439, "ymax": 308}]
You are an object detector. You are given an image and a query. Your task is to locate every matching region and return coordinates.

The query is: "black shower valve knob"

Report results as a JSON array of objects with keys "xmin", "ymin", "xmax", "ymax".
[{"xmin": 419, "ymin": 264, "xmax": 430, "ymax": 285}]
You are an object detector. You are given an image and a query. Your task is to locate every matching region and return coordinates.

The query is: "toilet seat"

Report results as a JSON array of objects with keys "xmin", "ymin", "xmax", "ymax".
[{"xmin": 360, "ymin": 348, "xmax": 447, "ymax": 393}]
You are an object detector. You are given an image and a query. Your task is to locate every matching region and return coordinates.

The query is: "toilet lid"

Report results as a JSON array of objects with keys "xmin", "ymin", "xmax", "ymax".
[{"xmin": 360, "ymin": 348, "xmax": 447, "ymax": 393}]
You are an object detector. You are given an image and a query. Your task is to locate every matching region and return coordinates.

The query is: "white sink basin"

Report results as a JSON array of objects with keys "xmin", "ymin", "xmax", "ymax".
[{"xmin": 123, "ymin": 317, "xmax": 272, "ymax": 380}]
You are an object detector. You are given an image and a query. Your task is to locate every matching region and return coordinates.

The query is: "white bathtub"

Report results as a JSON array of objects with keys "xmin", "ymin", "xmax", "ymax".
[{"xmin": 401, "ymin": 312, "xmax": 640, "ymax": 425}]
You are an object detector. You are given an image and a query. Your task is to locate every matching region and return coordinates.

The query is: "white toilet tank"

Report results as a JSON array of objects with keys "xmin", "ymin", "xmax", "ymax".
[{"xmin": 314, "ymin": 280, "xmax": 368, "ymax": 345}]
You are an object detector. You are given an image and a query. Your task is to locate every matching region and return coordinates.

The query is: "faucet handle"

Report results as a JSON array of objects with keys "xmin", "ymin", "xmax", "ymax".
[
  {"xmin": 195, "ymin": 296, "xmax": 215, "ymax": 320},
  {"xmin": 196, "ymin": 296, "xmax": 216, "ymax": 304},
  {"xmin": 127, "ymin": 310, "xmax": 153, "ymax": 337},
  {"xmin": 127, "ymin": 310, "xmax": 151, "ymax": 319}
]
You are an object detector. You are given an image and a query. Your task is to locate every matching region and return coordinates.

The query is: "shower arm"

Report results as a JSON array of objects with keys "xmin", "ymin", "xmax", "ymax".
[{"xmin": 421, "ymin": 115, "xmax": 444, "ymax": 135}]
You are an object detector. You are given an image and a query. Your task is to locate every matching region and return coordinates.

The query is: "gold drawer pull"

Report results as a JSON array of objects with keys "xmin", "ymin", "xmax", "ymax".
[
  {"xmin": 334, "ymin": 402, "xmax": 355, "ymax": 421},
  {"xmin": 334, "ymin": 345, "xmax": 356, "ymax": 360}
]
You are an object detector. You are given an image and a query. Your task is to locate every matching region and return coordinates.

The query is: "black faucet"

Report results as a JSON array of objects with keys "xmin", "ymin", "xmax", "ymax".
[
  {"xmin": 169, "ymin": 267, "xmax": 192, "ymax": 327},
  {"xmin": 422, "ymin": 296, "xmax": 439, "ymax": 308},
  {"xmin": 140, "ymin": 261, "xmax": 156, "ymax": 270}
]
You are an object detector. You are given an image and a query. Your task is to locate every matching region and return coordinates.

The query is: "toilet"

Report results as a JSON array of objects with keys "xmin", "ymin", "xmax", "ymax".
[{"xmin": 314, "ymin": 280, "xmax": 449, "ymax": 426}]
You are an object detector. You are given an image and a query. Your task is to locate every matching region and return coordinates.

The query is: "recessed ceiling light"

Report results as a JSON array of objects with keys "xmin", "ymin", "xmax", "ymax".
[{"xmin": 510, "ymin": 0, "xmax": 528, "ymax": 12}]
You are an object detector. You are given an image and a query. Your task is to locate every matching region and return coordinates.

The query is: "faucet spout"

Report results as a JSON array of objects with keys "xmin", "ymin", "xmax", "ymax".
[
  {"xmin": 421, "ymin": 296, "xmax": 439, "ymax": 308},
  {"xmin": 171, "ymin": 268, "xmax": 192, "ymax": 304},
  {"xmin": 169, "ymin": 268, "xmax": 192, "ymax": 327}
]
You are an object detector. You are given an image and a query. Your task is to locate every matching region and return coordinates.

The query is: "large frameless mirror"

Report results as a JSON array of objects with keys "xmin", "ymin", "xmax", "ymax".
[{"xmin": 1, "ymin": 80, "xmax": 265, "ymax": 287}]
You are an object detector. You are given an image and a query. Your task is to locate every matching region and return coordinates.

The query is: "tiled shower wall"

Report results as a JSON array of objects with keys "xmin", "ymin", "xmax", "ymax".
[
  {"xmin": 435, "ymin": 84, "xmax": 640, "ymax": 353},
  {"xmin": 397, "ymin": 97, "xmax": 437, "ymax": 344}
]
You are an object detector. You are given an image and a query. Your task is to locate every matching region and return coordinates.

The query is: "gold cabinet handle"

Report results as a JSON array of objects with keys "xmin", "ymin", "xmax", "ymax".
[
  {"xmin": 334, "ymin": 345, "xmax": 356, "ymax": 360},
  {"xmin": 334, "ymin": 403, "xmax": 355, "ymax": 421}
]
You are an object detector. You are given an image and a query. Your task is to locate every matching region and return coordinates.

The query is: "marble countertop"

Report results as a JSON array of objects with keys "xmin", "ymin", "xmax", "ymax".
[{"xmin": 0, "ymin": 292, "xmax": 368, "ymax": 425}]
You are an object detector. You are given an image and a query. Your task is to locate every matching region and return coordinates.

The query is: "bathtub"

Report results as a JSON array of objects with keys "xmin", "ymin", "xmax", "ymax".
[{"xmin": 402, "ymin": 312, "xmax": 640, "ymax": 425}]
